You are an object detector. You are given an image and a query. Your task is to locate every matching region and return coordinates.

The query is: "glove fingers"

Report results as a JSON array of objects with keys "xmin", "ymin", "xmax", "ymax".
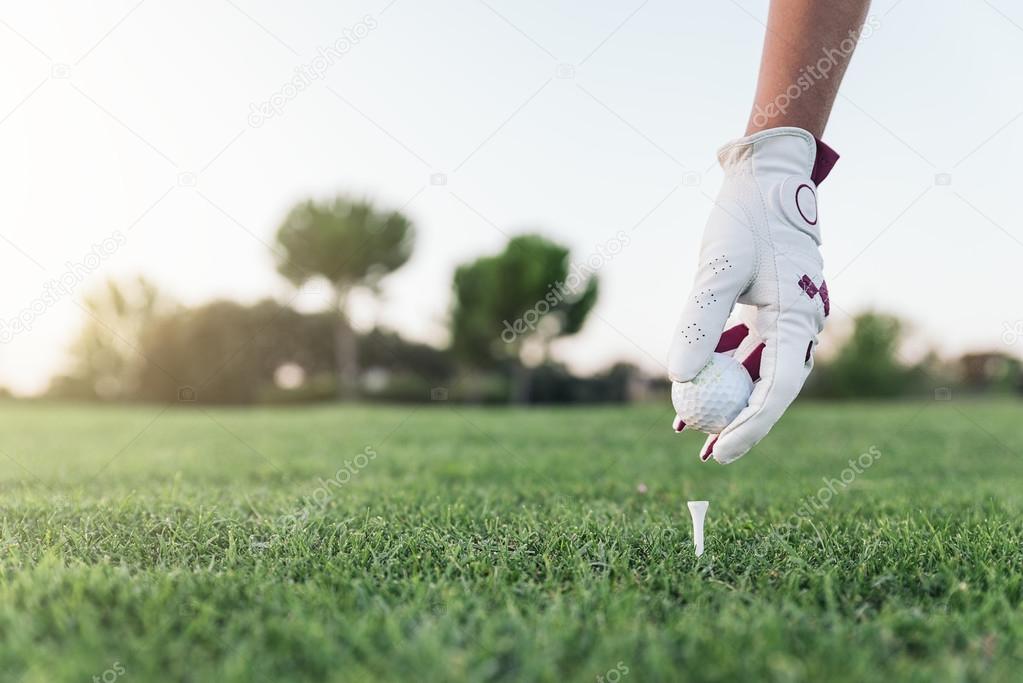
[
  {"xmin": 668, "ymin": 204, "xmax": 756, "ymax": 382},
  {"xmin": 696, "ymin": 339, "xmax": 762, "ymax": 461},
  {"xmin": 668, "ymin": 285, "xmax": 739, "ymax": 382},
  {"xmin": 703, "ymin": 323, "xmax": 814, "ymax": 464},
  {"xmin": 675, "ymin": 322, "xmax": 760, "ymax": 436}
]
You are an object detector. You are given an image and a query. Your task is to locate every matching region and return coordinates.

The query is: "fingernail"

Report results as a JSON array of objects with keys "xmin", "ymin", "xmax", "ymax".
[{"xmin": 672, "ymin": 416, "xmax": 686, "ymax": 432}]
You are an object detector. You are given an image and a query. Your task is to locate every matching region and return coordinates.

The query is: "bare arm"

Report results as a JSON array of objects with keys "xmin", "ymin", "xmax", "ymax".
[{"xmin": 746, "ymin": 0, "xmax": 872, "ymax": 138}]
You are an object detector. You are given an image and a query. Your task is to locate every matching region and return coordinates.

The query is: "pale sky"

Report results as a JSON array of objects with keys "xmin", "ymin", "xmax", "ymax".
[{"xmin": 1, "ymin": 0, "xmax": 1022, "ymax": 394}]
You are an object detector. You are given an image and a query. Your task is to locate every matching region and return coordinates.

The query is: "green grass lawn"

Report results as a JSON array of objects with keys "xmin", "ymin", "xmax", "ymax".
[{"xmin": 0, "ymin": 399, "xmax": 1020, "ymax": 682}]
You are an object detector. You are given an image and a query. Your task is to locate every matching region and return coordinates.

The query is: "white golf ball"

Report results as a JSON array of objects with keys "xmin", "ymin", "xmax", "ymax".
[{"xmin": 671, "ymin": 353, "xmax": 753, "ymax": 434}]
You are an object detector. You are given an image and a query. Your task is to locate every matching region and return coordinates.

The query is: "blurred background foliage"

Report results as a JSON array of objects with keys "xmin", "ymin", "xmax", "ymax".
[
  {"xmin": 452, "ymin": 233, "xmax": 598, "ymax": 402},
  {"xmin": 273, "ymin": 196, "xmax": 415, "ymax": 400},
  {"xmin": 39, "ymin": 194, "xmax": 1023, "ymax": 406}
]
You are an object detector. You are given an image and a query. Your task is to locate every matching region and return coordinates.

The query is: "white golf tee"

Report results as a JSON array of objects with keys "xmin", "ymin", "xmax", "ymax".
[{"xmin": 687, "ymin": 501, "xmax": 709, "ymax": 557}]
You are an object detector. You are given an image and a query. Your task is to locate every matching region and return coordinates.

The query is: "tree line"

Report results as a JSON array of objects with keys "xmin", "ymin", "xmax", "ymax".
[{"xmin": 45, "ymin": 195, "xmax": 1022, "ymax": 404}]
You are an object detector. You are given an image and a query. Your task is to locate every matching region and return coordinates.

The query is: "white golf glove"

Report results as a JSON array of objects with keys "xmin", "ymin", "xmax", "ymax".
[{"xmin": 668, "ymin": 127, "xmax": 838, "ymax": 464}]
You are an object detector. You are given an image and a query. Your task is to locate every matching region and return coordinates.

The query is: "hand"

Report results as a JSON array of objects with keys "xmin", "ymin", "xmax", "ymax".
[{"xmin": 668, "ymin": 127, "xmax": 837, "ymax": 464}]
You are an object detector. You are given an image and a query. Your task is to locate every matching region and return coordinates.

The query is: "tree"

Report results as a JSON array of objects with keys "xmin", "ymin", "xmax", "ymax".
[
  {"xmin": 451, "ymin": 234, "xmax": 599, "ymax": 402},
  {"xmin": 274, "ymin": 196, "xmax": 414, "ymax": 399},
  {"xmin": 48, "ymin": 277, "xmax": 169, "ymax": 400},
  {"xmin": 819, "ymin": 311, "xmax": 917, "ymax": 398},
  {"xmin": 136, "ymin": 299, "xmax": 336, "ymax": 404}
]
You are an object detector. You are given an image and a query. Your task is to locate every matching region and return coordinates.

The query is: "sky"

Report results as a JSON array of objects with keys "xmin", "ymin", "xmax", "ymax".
[{"xmin": 1, "ymin": 0, "xmax": 1022, "ymax": 394}]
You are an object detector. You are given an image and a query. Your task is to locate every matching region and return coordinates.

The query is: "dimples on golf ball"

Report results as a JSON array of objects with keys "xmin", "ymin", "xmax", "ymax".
[{"xmin": 671, "ymin": 353, "xmax": 753, "ymax": 434}]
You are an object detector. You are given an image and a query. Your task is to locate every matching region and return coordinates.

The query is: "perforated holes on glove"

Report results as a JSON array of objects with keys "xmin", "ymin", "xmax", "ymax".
[
  {"xmin": 709, "ymin": 255, "xmax": 734, "ymax": 275},
  {"xmin": 681, "ymin": 323, "xmax": 706, "ymax": 345},
  {"xmin": 693, "ymin": 288, "xmax": 718, "ymax": 310}
]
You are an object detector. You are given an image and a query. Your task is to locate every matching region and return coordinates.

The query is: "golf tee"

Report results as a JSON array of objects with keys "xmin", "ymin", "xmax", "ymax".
[{"xmin": 687, "ymin": 501, "xmax": 709, "ymax": 557}]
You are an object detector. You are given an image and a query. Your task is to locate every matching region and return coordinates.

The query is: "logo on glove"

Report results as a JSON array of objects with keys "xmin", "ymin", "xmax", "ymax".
[
  {"xmin": 798, "ymin": 275, "xmax": 830, "ymax": 316},
  {"xmin": 795, "ymin": 183, "xmax": 817, "ymax": 225}
]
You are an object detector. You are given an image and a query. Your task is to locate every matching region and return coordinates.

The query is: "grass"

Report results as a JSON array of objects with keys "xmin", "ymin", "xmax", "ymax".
[{"xmin": 0, "ymin": 398, "xmax": 1020, "ymax": 682}]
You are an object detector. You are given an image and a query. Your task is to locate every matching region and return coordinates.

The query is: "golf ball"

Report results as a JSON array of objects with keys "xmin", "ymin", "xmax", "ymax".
[{"xmin": 671, "ymin": 353, "xmax": 753, "ymax": 434}]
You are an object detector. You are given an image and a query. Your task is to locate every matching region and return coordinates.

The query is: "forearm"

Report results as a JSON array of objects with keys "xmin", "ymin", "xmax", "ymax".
[{"xmin": 746, "ymin": 0, "xmax": 872, "ymax": 137}]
